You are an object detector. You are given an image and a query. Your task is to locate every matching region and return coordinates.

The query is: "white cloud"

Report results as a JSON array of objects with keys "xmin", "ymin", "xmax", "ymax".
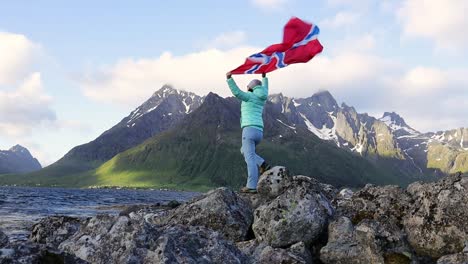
[
  {"xmin": 398, "ymin": 0, "xmax": 468, "ymax": 50},
  {"xmin": 251, "ymin": 0, "xmax": 288, "ymax": 10},
  {"xmin": 80, "ymin": 47, "xmax": 260, "ymax": 106},
  {"xmin": 326, "ymin": 0, "xmax": 374, "ymax": 9},
  {"xmin": 79, "ymin": 32, "xmax": 467, "ymax": 133},
  {"xmin": 321, "ymin": 11, "xmax": 361, "ymax": 28},
  {"xmin": 78, "ymin": 42, "xmax": 398, "ymax": 108},
  {"xmin": 205, "ymin": 31, "xmax": 247, "ymax": 50},
  {"xmin": 0, "ymin": 72, "xmax": 56, "ymax": 137},
  {"xmin": 0, "ymin": 32, "xmax": 40, "ymax": 85},
  {"xmin": 398, "ymin": 67, "xmax": 446, "ymax": 94}
]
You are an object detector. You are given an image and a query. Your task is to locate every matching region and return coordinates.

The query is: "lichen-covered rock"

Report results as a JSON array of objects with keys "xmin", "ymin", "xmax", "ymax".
[
  {"xmin": 59, "ymin": 214, "xmax": 246, "ymax": 264},
  {"xmin": 148, "ymin": 225, "xmax": 247, "ymax": 264},
  {"xmin": 237, "ymin": 240, "xmax": 312, "ymax": 264},
  {"xmin": 336, "ymin": 184, "xmax": 411, "ymax": 226},
  {"xmin": 256, "ymin": 166, "xmax": 292, "ymax": 199},
  {"xmin": 257, "ymin": 166, "xmax": 337, "ymax": 201},
  {"xmin": 150, "ymin": 187, "xmax": 253, "ymax": 242},
  {"xmin": 320, "ymin": 216, "xmax": 417, "ymax": 264},
  {"xmin": 403, "ymin": 173, "xmax": 468, "ymax": 259},
  {"xmin": 0, "ymin": 241, "xmax": 87, "ymax": 264},
  {"xmin": 437, "ymin": 252, "xmax": 468, "ymax": 264},
  {"xmin": 30, "ymin": 216, "xmax": 87, "ymax": 248},
  {"xmin": 0, "ymin": 229, "xmax": 8, "ymax": 248},
  {"xmin": 253, "ymin": 175, "xmax": 333, "ymax": 248}
]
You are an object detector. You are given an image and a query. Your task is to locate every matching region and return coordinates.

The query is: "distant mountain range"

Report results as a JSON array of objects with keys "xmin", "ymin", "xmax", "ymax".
[
  {"xmin": 0, "ymin": 145, "xmax": 41, "ymax": 174},
  {"xmin": 1, "ymin": 86, "xmax": 466, "ymax": 190}
]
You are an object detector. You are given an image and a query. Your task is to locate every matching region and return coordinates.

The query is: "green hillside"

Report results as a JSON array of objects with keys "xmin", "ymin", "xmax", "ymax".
[{"xmin": 0, "ymin": 94, "xmax": 421, "ymax": 191}]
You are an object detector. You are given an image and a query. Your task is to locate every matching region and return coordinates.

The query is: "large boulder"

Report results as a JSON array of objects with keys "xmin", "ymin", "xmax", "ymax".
[
  {"xmin": 437, "ymin": 252, "xmax": 468, "ymax": 264},
  {"xmin": 253, "ymin": 173, "xmax": 333, "ymax": 248},
  {"xmin": 30, "ymin": 216, "xmax": 87, "ymax": 248},
  {"xmin": 336, "ymin": 184, "xmax": 412, "ymax": 226},
  {"xmin": 0, "ymin": 241, "xmax": 87, "ymax": 264},
  {"xmin": 256, "ymin": 166, "xmax": 337, "ymax": 202},
  {"xmin": 0, "ymin": 229, "xmax": 8, "ymax": 248},
  {"xmin": 150, "ymin": 187, "xmax": 253, "ymax": 242},
  {"xmin": 320, "ymin": 216, "xmax": 416, "ymax": 264},
  {"xmin": 59, "ymin": 214, "xmax": 246, "ymax": 264},
  {"xmin": 403, "ymin": 173, "xmax": 468, "ymax": 259},
  {"xmin": 237, "ymin": 240, "xmax": 312, "ymax": 264},
  {"xmin": 147, "ymin": 225, "xmax": 247, "ymax": 264},
  {"xmin": 256, "ymin": 166, "xmax": 292, "ymax": 199}
]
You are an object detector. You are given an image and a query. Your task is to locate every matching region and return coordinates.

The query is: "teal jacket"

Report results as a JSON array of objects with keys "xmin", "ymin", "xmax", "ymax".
[{"xmin": 227, "ymin": 77, "xmax": 269, "ymax": 131}]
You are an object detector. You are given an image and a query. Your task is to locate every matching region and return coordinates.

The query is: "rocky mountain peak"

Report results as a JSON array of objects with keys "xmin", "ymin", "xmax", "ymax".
[
  {"xmin": 310, "ymin": 90, "xmax": 338, "ymax": 110},
  {"xmin": 8, "ymin": 144, "xmax": 32, "ymax": 157},
  {"xmin": 379, "ymin": 112, "xmax": 419, "ymax": 135},
  {"xmin": 0, "ymin": 144, "xmax": 41, "ymax": 174},
  {"xmin": 152, "ymin": 85, "xmax": 198, "ymax": 99},
  {"xmin": 268, "ymin": 93, "xmax": 284, "ymax": 104},
  {"xmin": 381, "ymin": 112, "xmax": 407, "ymax": 127},
  {"xmin": 204, "ymin": 92, "xmax": 224, "ymax": 104}
]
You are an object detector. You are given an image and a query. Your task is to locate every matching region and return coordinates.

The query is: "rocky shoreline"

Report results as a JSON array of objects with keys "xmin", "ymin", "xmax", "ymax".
[{"xmin": 0, "ymin": 167, "xmax": 467, "ymax": 263}]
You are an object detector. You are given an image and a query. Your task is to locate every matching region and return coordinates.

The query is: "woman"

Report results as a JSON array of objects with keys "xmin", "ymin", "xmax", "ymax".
[{"xmin": 226, "ymin": 71, "xmax": 271, "ymax": 193}]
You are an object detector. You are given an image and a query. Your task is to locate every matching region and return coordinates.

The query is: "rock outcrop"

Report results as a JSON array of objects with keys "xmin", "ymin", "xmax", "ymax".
[
  {"xmin": 404, "ymin": 172, "xmax": 468, "ymax": 259},
  {"xmin": 0, "ymin": 239, "xmax": 87, "ymax": 264},
  {"xmin": 30, "ymin": 216, "xmax": 88, "ymax": 248},
  {"xmin": 1, "ymin": 167, "xmax": 466, "ymax": 264},
  {"xmin": 237, "ymin": 240, "xmax": 313, "ymax": 264},
  {"xmin": 150, "ymin": 187, "xmax": 253, "ymax": 242},
  {"xmin": 437, "ymin": 252, "xmax": 468, "ymax": 264},
  {"xmin": 59, "ymin": 215, "xmax": 246, "ymax": 264},
  {"xmin": 320, "ymin": 216, "xmax": 416, "ymax": 264},
  {"xmin": 252, "ymin": 167, "xmax": 333, "ymax": 248}
]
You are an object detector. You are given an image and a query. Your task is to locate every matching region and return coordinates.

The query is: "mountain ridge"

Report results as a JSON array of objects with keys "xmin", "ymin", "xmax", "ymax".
[
  {"xmin": 0, "ymin": 145, "xmax": 42, "ymax": 174},
  {"xmin": 1, "ymin": 86, "xmax": 466, "ymax": 189}
]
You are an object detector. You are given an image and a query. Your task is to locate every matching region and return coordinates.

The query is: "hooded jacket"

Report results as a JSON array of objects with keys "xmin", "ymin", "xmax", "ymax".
[{"xmin": 227, "ymin": 77, "xmax": 268, "ymax": 131}]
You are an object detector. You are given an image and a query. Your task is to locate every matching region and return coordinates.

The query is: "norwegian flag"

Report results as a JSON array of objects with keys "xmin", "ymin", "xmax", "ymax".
[{"xmin": 231, "ymin": 17, "xmax": 323, "ymax": 74}]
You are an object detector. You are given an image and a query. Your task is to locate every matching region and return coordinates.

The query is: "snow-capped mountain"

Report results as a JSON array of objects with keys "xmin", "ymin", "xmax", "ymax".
[
  {"xmin": 124, "ymin": 85, "xmax": 202, "ymax": 128},
  {"xmin": 379, "ymin": 112, "xmax": 419, "ymax": 137},
  {"xmin": 0, "ymin": 145, "xmax": 42, "ymax": 174},
  {"xmin": 44, "ymin": 85, "xmax": 204, "ymax": 177},
  {"xmin": 266, "ymin": 91, "xmax": 467, "ymax": 177},
  {"xmin": 31, "ymin": 85, "xmax": 465, "ymax": 180}
]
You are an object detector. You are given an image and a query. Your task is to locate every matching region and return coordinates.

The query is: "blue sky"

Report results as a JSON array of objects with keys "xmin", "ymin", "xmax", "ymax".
[{"xmin": 0, "ymin": 0, "xmax": 467, "ymax": 165}]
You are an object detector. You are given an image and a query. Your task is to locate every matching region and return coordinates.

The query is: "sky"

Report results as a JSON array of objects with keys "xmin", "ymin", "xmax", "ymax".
[{"xmin": 0, "ymin": 0, "xmax": 467, "ymax": 166}]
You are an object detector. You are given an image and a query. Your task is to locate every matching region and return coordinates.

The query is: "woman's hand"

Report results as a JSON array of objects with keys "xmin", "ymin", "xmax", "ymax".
[
  {"xmin": 262, "ymin": 72, "xmax": 266, "ymax": 78},
  {"xmin": 226, "ymin": 72, "xmax": 232, "ymax": 80}
]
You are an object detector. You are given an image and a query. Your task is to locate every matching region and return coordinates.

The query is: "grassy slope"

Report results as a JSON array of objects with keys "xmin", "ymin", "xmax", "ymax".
[
  {"xmin": 0, "ymin": 95, "xmax": 423, "ymax": 191},
  {"xmin": 0, "ymin": 125, "xmax": 403, "ymax": 192}
]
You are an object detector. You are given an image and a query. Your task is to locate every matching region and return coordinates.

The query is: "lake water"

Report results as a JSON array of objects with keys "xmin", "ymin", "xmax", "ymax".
[{"xmin": 0, "ymin": 187, "xmax": 199, "ymax": 242}]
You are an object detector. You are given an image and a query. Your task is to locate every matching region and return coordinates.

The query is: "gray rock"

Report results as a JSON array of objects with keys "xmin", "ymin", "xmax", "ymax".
[
  {"xmin": 320, "ymin": 216, "xmax": 416, "ymax": 264},
  {"xmin": 336, "ymin": 184, "xmax": 411, "ymax": 226},
  {"xmin": 253, "ymin": 175, "xmax": 333, "ymax": 248},
  {"xmin": 166, "ymin": 200, "xmax": 181, "ymax": 208},
  {"xmin": 437, "ymin": 252, "xmax": 468, "ymax": 264},
  {"xmin": 237, "ymin": 240, "xmax": 313, "ymax": 264},
  {"xmin": 256, "ymin": 166, "xmax": 291, "ymax": 199},
  {"xmin": 338, "ymin": 188, "xmax": 353, "ymax": 200},
  {"xmin": 59, "ymin": 214, "xmax": 246, "ymax": 264},
  {"xmin": 151, "ymin": 187, "xmax": 253, "ymax": 242},
  {"xmin": 404, "ymin": 173, "xmax": 468, "ymax": 259},
  {"xmin": 30, "ymin": 216, "xmax": 87, "ymax": 248},
  {"xmin": 149, "ymin": 225, "xmax": 247, "ymax": 264},
  {"xmin": 0, "ymin": 241, "xmax": 87, "ymax": 264},
  {"xmin": 0, "ymin": 230, "xmax": 8, "ymax": 248}
]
